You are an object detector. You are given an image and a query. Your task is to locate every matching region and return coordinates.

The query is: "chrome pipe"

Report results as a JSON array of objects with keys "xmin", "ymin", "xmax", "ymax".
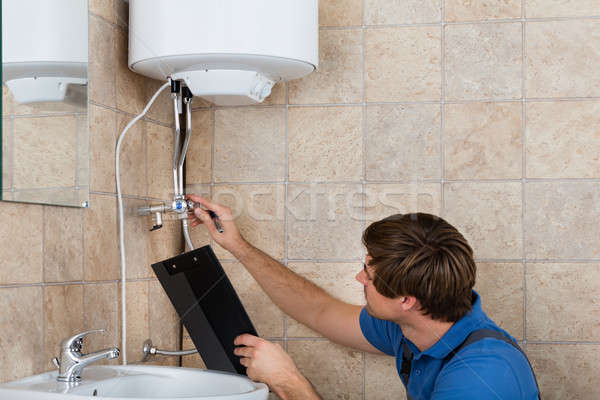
[
  {"xmin": 172, "ymin": 94, "xmax": 181, "ymax": 198},
  {"xmin": 141, "ymin": 339, "xmax": 197, "ymax": 362},
  {"xmin": 177, "ymin": 97, "xmax": 193, "ymax": 197}
]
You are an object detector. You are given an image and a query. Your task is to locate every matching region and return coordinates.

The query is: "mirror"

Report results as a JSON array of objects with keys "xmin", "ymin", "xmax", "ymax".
[{"xmin": 1, "ymin": 0, "xmax": 89, "ymax": 207}]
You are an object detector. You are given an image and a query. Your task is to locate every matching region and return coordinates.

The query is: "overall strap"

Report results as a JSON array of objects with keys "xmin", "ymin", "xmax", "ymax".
[
  {"xmin": 400, "ymin": 340, "xmax": 415, "ymax": 400},
  {"xmin": 443, "ymin": 329, "xmax": 541, "ymax": 399}
]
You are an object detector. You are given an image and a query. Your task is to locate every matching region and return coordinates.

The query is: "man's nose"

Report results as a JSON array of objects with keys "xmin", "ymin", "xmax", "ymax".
[{"xmin": 356, "ymin": 270, "xmax": 367, "ymax": 285}]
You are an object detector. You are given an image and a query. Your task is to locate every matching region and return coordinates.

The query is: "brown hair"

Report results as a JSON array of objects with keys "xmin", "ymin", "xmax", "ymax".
[{"xmin": 362, "ymin": 213, "xmax": 476, "ymax": 322}]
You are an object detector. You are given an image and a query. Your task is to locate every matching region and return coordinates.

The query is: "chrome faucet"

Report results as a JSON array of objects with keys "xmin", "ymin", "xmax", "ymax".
[{"xmin": 52, "ymin": 329, "xmax": 120, "ymax": 382}]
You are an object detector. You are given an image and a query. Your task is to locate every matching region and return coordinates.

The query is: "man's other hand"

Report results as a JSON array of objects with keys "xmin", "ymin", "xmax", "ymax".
[{"xmin": 234, "ymin": 334, "xmax": 320, "ymax": 399}]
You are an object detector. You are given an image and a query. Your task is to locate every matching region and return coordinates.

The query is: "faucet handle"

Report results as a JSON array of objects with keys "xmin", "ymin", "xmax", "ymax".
[{"xmin": 61, "ymin": 329, "xmax": 106, "ymax": 352}]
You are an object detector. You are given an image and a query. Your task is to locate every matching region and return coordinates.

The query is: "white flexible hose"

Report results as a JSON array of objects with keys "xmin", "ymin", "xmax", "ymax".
[
  {"xmin": 182, "ymin": 218, "xmax": 195, "ymax": 251},
  {"xmin": 116, "ymin": 81, "xmax": 170, "ymax": 364}
]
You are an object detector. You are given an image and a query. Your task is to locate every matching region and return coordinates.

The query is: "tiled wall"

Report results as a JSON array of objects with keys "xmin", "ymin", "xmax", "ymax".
[
  {"xmin": 184, "ymin": 1, "xmax": 600, "ymax": 399},
  {"xmin": 0, "ymin": 0, "xmax": 181, "ymax": 382}
]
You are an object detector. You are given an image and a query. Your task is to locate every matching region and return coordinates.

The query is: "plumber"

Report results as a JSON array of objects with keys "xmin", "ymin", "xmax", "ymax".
[{"xmin": 187, "ymin": 195, "xmax": 540, "ymax": 400}]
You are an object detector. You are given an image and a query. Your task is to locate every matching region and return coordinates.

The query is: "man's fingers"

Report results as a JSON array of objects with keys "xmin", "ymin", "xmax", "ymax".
[
  {"xmin": 194, "ymin": 208, "xmax": 218, "ymax": 235},
  {"xmin": 234, "ymin": 346, "xmax": 255, "ymax": 358},
  {"xmin": 234, "ymin": 334, "xmax": 262, "ymax": 347},
  {"xmin": 187, "ymin": 195, "xmax": 222, "ymax": 213},
  {"xmin": 239, "ymin": 357, "xmax": 250, "ymax": 367}
]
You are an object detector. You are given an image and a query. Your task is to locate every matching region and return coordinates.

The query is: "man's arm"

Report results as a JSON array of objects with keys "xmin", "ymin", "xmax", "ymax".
[
  {"xmin": 234, "ymin": 334, "xmax": 321, "ymax": 400},
  {"xmin": 188, "ymin": 195, "xmax": 381, "ymax": 354}
]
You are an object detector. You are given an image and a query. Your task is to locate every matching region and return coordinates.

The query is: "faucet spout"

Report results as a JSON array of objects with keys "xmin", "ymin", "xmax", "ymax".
[{"xmin": 79, "ymin": 347, "xmax": 120, "ymax": 366}]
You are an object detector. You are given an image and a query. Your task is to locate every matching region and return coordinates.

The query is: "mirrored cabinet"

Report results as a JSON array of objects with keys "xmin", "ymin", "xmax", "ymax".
[{"xmin": 1, "ymin": 0, "xmax": 89, "ymax": 207}]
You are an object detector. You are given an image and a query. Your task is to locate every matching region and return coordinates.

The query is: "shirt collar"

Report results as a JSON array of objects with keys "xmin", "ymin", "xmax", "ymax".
[{"xmin": 410, "ymin": 291, "xmax": 488, "ymax": 360}]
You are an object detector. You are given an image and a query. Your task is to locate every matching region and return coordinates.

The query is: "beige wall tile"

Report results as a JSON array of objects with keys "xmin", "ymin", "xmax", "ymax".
[
  {"xmin": 83, "ymin": 195, "xmax": 120, "ymax": 281},
  {"xmin": 287, "ymin": 262, "xmax": 364, "ymax": 337},
  {"xmin": 0, "ymin": 202, "xmax": 43, "ymax": 284},
  {"xmin": 89, "ymin": 16, "xmax": 116, "ymax": 108},
  {"xmin": 147, "ymin": 279, "xmax": 179, "ymax": 366},
  {"xmin": 444, "ymin": 182, "xmax": 522, "ymax": 259},
  {"xmin": 366, "ymin": 27, "xmax": 441, "ymax": 102},
  {"xmin": 365, "ymin": 0, "xmax": 440, "ymax": 24},
  {"xmin": 366, "ymin": 104, "xmax": 441, "ymax": 180},
  {"xmin": 0, "ymin": 287, "xmax": 44, "ymax": 382},
  {"xmin": 527, "ymin": 21, "xmax": 600, "ymax": 98},
  {"xmin": 83, "ymin": 283, "xmax": 120, "ymax": 363},
  {"xmin": 146, "ymin": 121, "xmax": 173, "ymax": 200},
  {"xmin": 475, "ymin": 263, "xmax": 523, "ymax": 340},
  {"xmin": 13, "ymin": 116, "xmax": 76, "ymax": 189},
  {"xmin": 44, "ymin": 206, "xmax": 84, "ymax": 282},
  {"xmin": 528, "ymin": 344, "xmax": 600, "ymax": 400},
  {"xmin": 525, "ymin": 182, "xmax": 600, "ymax": 259},
  {"xmin": 2, "ymin": 85, "xmax": 12, "ymax": 115},
  {"xmin": 117, "ymin": 113, "xmax": 147, "ymax": 197},
  {"xmin": 222, "ymin": 262, "xmax": 283, "ymax": 338},
  {"xmin": 526, "ymin": 263, "xmax": 600, "ymax": 341},
  {"xmin": 44, "ymin": 285, "xmax": 84, "ymax": 370},
  {"xmin": 289, "ymin": 30, "xmax": 363, "ymax": 104},
  {"xmin": 365, "ymin": 353, "xmax": 405, "ymax": 399},
  {"xmin": 288, "ymin": 106, "xmax": 362, "ymax": 181},
  {"xmin": 123, "ymin": 198, "xmax": 151, "ymax": 279},
  {"xmin": 90, "ymin": 105, "xmax": 117, "ymax": 193},
  {"xmin": 261, "ymin": 82, "xmax": 286, "ymax": 106},
  {"xmin": 320, "ymin": 0, "xmax": 363, "ymax": 26},
  {"xmin": 89, "ymin": 0, "xmax": 115, "ymax": 23},
  {"xmin": 214, "ymin": 108, "xmax": 285, "ymax": 182},
  {"xmin": 116, "ymin": 28, "xmax": 146, "ymax": 115},
  {"xmin": 287, "ymin": 183, "xmax": 364, "ymax": 260},
  {"xmin": 365, "ymin": 183, "xmax": 442, "ymax": 223},
  {"xmin": 186, "ymin": 110, "xmax": 212, "ymax": 185},
  {"xmin": 288, "ymin": 341, "xmax": 363, "ymax": 400},
  {"xmin": 526, "ymin": 0, "xmax": 600, "ymax": 18},
  {"xmin": 445, "ymin": 0, "xmax": 521, "ymax": 22},
  {"xmin": 77, "ymin": 114, "xmax": 90, "ymax": 188},
  {"xmin": 2, "ymin": 118, "xmax": 12, "ymax": 190},
  {"xmin": 446, "ymin": 23, "xmax": 522, "ymax": 100},
  {"xmin": 125, "ymin": 281, "xmax": 149, "ymax": 363},
  {"xmin": 526, "ymin": 101, "xmax": 600, "ymax": 178},
  {"xmin": 149, "ymin": 218, "xmax": 183, "ymax": 264},
  {"xmin": 445, "ymin": 102, "xmax": 522, "ymax": 179},
  {"xmin": 145, "ymin": 79, "xmax": 175, "ymax": 125},
  {"xmin": 212, "ymin": 184, "xmax": 285, "ymax": 260}
]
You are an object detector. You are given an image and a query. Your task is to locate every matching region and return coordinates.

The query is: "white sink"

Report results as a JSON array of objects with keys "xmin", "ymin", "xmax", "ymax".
[{"xmin": 0, "ymin": 365, "xmax": 269, "ymax": 400}]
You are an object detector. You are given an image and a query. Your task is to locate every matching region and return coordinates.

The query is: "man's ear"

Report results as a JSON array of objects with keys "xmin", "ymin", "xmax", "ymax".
[{"xmin": 398, "ymin": 296, "xmax": 418, "ymax": 312}]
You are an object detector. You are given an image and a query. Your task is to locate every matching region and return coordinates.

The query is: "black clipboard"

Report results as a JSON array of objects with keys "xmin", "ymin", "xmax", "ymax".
[{"xmin": 151, "ymin": 245, "xmax": 258, "ymax": 375}]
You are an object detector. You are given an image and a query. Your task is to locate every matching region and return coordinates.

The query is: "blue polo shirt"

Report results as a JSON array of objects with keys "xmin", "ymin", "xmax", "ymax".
[{"xmin": 360, "ymin": 292, "xmax": 539, "ymax": 400}]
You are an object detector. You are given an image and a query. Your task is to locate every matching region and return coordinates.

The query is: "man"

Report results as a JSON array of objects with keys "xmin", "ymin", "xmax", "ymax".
[{"xmin": 188, "ymin": 195, "xmax": 540, "ymax": 400}]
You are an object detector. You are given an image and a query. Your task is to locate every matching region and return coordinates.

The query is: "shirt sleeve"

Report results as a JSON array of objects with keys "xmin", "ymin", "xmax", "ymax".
[
  {"xmin": 359, "ymin": 307, "xmax": 396, "ymax": 356},
  {"xmin": 430, "ymin": 347, "xmax": 532, "ymax": 400}
]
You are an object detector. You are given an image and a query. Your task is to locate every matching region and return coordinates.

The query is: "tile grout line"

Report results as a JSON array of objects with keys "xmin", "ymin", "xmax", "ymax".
[
  {"xmin": 188, "ymin": 96, "xmax": 600, "ymax": 109},
  {"xmin": 521, "ymin": 2, "xmax": 528, "ymax": 349},
  {"xmin": 41, "ymin": 205, "xmax": 46, "ymax": 372},
  {"xmin": 440, "ymin": 0, "xmax": 446, "ymax": 218},
  {"xmin": 316, "ymin": 14, "xmax": 600, "ymax": 30},
  {"xmin": 361, "ymin": 1, "xmax": 367, "ymax": 397},
  {"xmin": 283, "ymin": 81, "xmax": 290, "ymax": 351},
  {"xmin": 91, "ymin": 178, "xmax": 600, "ymax": 188}
]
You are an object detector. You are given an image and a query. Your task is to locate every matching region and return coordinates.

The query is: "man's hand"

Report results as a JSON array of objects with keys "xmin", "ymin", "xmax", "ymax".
[
  {"xmin": 234, "ymin": 334, "xmax": 321, "ymax": 400},
  {"xmin": 186, "ymin": 195, "xmax": 250, "ymax": 257}
]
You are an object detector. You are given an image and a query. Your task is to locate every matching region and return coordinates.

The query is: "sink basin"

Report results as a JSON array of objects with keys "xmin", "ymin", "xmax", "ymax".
[{"xmin": 0, "ymin": 365, "xmax": 269, "ymax": 400}]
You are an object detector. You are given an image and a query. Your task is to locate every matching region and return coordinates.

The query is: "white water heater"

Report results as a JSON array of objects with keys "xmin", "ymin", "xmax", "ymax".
[
  {"xmin": 128, "ymin": 0, "xmax": 319, "ymax": 106},
  {"xmin": 2, "ymin": 0, "xmax": 88, "ymax": 104}
]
